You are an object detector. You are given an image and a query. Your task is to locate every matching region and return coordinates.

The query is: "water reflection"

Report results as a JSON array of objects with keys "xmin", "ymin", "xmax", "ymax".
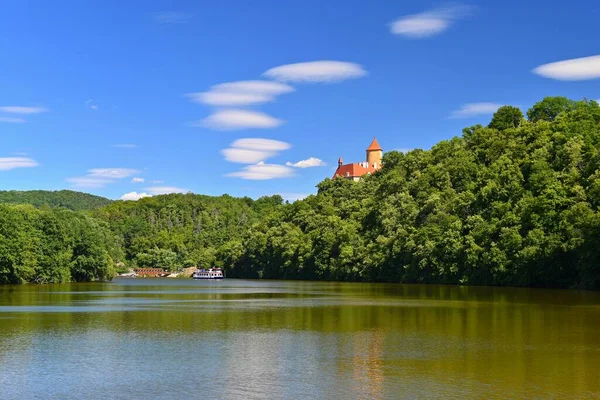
[{"xmin": 0, "ymin": 279, "xmax": 599, "ymax": 399}]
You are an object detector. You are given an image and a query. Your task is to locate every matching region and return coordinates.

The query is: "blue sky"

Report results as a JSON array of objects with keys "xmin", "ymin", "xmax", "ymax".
[{"xmin": 1, "ymin": 0, "xmax": 600, "ymax": 201}]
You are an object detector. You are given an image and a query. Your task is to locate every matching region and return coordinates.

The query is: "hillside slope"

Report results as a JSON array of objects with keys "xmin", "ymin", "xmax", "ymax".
[{"xmin": 0, "ymin": 190, "xmax": 112, "ymax": 211}]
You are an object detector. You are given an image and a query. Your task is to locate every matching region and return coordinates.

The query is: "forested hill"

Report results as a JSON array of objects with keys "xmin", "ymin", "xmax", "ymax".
[
  {"xmin": 221, "ymin": 97, "xmax": 600, "ymax": 289},
  {"xmin": 0, "ymin": 190, "xmax": 112, "ymax": 211},
  {"xmin": 91, "ymin": 193, "xmax": 283, "ymax": 270},
  {"xmin": 2, "ymin": 97, "xmax": 600, "ymax": 289}
]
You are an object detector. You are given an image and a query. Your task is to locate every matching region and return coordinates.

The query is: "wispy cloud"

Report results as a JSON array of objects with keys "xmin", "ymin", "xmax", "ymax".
[
  {"xmin": 151, "ymin": 180, "xmax": 164, "ymax": 184},
  {"xmin": 286, "ymin": 157, "xmax": 326, "ymax": 168},
  {"xmin": 0, "ymin": 157, "xmax": 39, "ymax": 171},
  {"xmin": 390, "ymin": 4, "xmax": 473, "ymax": 38},
  {"xmin": 264, "ymin": 61, "xmax": 367, "ymax": 83},
  {"xmin": 533, "ymin": 55, "xmax": 600, "ymax": 81},
  {"xmin": 0, "ymin": 117, "xmax": 26, "ymax": 123},
  {"xmin": 0, "ymin": 106, "xmax": 47, "ymax": 123},
  {"xmin": 85, "ymin": 99, "xmax": 99, "ymax": 111},
  {"xmin": 146, "ymin": 186, "xmax": 189, "ymax": 195},
  {"xmin": 212, "ymin": 81, "xmax": 294, "ymax": 95},
  {"xmin": 196, "ymin": 109, "xmax": 284, "ymax": 130},
  {"xmin": 155, "ymin": 11, "xmax": 192, "ymax": 24},
  {"xmin": 66, "ymin": 177, "xmax": 113, "ymax": 188},
  {"xmin": 230, "ymin": 138, "xmax": 291, "ymax": 151},
  {"xmin": 222, "ymin": 138, "xmax": 291, "ymax": 164},
  {"xmin": 0, "ymin": 106, "xmax": 48, "ymax": 114},
  {"xmin": 111, "ymin": 144, "xmax": 138, "ymax": 148},
  {"xmin": 227, "ymin": 161, "xmax": 295, "ymax": 180},
  {"xmin": 88, "ymin": 168, "xmax": 140, "ymax": 179},
  {"xmin": 395, "ymin": 148, "xmax": 414, "ymax": 153},
  {"xmin": 449, "ymin": 102, "xmax": 501, "ymax": 118},
  {"xmin": 121, "ymin": 192, "xmax": 151, "ymax": 201},
  {"xmin": 187, "ymin": 91, "xmax": 274, "ymax": 107},
  {"xmin": 68, "ymin": 167, "xmax": 140, "ymax": 188},
  {"xmin": 132, "ymin": 177, "xmax": 145, "ymax": 183},
  {"xmin": 222, "ymin": 148, "xmax": 276, "ymax": 164},
  {"xmin": 187, "ymin": 80, "xmax": 294, "ymax": 107}
]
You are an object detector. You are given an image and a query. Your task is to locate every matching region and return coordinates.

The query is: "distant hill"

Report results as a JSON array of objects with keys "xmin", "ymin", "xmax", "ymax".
[{"xmin": 0, "ymin": 190, "xmax": 112, "ymax": 211}]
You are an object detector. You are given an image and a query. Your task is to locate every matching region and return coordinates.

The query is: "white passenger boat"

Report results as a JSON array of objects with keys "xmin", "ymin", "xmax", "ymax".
[{"xmin": 192, "ymin": 267, "xmax": 224, "ymax": 280}]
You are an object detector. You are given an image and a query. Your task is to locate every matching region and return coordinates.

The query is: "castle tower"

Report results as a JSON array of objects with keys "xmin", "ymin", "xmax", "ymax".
[{"xmin": 366, "ymin": 137, "xmax": 383, "ymax": 167}]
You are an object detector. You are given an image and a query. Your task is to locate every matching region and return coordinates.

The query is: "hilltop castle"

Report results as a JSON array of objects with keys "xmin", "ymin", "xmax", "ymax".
[{"xmin": 333, "ymin": 138, "xmax": 383, "ymax": 181}]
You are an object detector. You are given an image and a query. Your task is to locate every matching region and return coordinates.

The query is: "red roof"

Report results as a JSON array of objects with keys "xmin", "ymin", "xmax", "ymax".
[
  {"xmin": 366, "ymin": 137, "xmax": 382, "ymax": 151},
  {"xmin": 333, "ymin": 162, "xmax": 378, "ymax": 179}
]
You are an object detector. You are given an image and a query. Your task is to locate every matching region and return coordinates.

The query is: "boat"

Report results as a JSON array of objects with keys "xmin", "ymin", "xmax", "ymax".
[{"xmin": 192, "ymin": 267, "xmax": 224, "ymax": 280}]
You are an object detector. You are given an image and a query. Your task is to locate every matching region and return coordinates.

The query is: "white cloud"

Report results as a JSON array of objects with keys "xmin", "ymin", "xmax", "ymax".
[
  {"xmin": 85, "ymin": 99, "xmax": 99, "ymax": 111},
  {"xmin": 391, "ymin": 5, "xmax": 472, "ymax": 38},
  {"xmin": 155, "ymin": 11, "xmax": 192, "ymax": 24},
  {"xmin": 211, "ymin": 80, "xmax": 294, "ymax": 95},
  {"xmin": 66, "ymin": 177, "xmax": 113, "ymax": 188},
  {"xmin": 286, "ymin": 157, "xmax": 326, "ymax": 168},
  {"xmin": 222, "ymin": 148, "xmax": 276, "ymax": 164},
  {"xmin": 0, "ymin": 117, "xmax": 26, "ymax": 123},
  {"xmin": 146, "ymin": 186, "xmax": 189, "ymax": 195},
  {"xmin": 0, "ymin": 157, "xmax": 39, "ymax": 171},
  {"xmin": 264, "ymin": 61, "xmax": 367, "ymax": 83},
  {"xmin": 277, "ymin": 193, "xmax": 311, "ymax": 202},
  {"xmin": 222, "ymin": 138, "xmax": 291, "ymax": 164},
  {"xmin": 187, "ymin": 91, "xmax": 273, "ymax": 106},
  {"xmin": 227, "ymin": 161, "xmax": 295, "ymax": 180},
  {"xmin": 121, "ymin": 192, "xmax": 151, "ymax": 201},
  {"xmin": 450, "ymin": 102, "xmax": 502, "ymax": 118},
  {"xmin": 395, "ymin": 148, "xmax": 414, "ymax": 153},
  {"xmin": 122, "ymin": 186, "xmax": 186, "ymax": 199},
  {"xmin": 187, "ymin": 80, "xmax": 294, "ymax": 107},
  {"xmin": 197, "ymin": 109, "xmax": 284, "ymax": 130},
  {"xmin": 230, "ymin": 138, "xmax": 291, "ymax": 151},
  {"xmin": 533, "ymin": 55, "xmax": 600, "ymax": 81},
  {"xmin": 0, "ymin": 106, "xmax": 48, "ymax": 114},
  {"xmin": 132, "ymin": 177, "xmax": 145, "ymax": 183},
  {"xmin": 111, "ymin": 144, "xmax": 138, "ymax": 148},
  {"xmin": 68, "ymin": 167, "xmax": 140, "ymax": 188},
  {"xmin": 88, "ymin": 168, "xmax": 140, "ymax": 179},
  {"xmin": 151, "ymin": 180, "xmax": 164, "ymax": 184}
]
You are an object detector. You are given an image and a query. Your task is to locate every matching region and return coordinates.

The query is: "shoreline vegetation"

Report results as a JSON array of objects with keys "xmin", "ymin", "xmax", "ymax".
[{"xmin": 1, "ymin": 97, "xmax": 600, "ymax": 290}]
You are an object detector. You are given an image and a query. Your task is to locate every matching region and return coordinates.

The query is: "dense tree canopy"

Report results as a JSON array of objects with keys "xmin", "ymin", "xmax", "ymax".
[
  {"xmin": 0, "ymin": 190, "xmax": 112, "ymax": 210},
  {"xmin": 0, "ymin": 205, "xmax": 119, "ymax": 284},
  {"xmin": 2, "ymin": 97, "xmax": 599, "ymax": 289},
  {"xmin": 526, "ymin": 96, "xmax": 576, "ymax": 122},
  {"xmin": 220, "ymin": 97, "xmax": 600, "ymax": 289},
  {"xmin": 488, "ymin": 105, "xmax": 524, "ymax": 130},
  {"xmin": 91, "ymin": 193, "xmax": 283, "ymax": 270}
]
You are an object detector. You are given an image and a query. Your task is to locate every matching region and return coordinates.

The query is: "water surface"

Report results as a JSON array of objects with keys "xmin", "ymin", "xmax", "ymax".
[{"xmin": 0, "ymin": 279, "xmax": 599, "ymax": 399}]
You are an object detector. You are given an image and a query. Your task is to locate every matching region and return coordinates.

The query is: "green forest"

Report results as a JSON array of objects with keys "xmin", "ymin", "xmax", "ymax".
[
  {"xmin": 1, "ymin": 97, "xmax": 600, "ymax": 289},
  {"xmin": 0, "ymin": 190, "xmax": 112, "ymax": 210}
]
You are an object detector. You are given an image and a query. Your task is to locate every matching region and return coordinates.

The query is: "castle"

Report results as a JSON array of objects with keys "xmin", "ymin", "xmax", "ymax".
[{"xmin": 333, "ymin": 138, "xmax": 383, "ymax": 181}]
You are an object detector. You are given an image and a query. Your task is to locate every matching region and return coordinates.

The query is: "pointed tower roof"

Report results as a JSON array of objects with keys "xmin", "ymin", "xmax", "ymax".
[{"xmin": 367, "ymin": 137, "xmax": 382, "ymax": 151}]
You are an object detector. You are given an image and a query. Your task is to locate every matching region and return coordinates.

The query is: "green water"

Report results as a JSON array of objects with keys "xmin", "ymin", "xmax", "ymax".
[{"xmin": 0, "ymin": 279, "xmax": 599, "ymax": 399}]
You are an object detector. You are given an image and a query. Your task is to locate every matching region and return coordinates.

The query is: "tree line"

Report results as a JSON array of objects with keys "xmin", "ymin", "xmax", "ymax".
[
  {"xmin": 1, "ymin": 97, "xmax": 599, "ymax": 289},
  {"xmin": 0, "ymin": 190, "xmax": 112, "ymax": 211}
]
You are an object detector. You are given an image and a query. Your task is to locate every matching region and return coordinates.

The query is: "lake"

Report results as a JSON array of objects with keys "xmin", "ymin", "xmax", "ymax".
[{"xmin": 0, "ymin": 279, "xmax": 599, "ymax": 399}]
